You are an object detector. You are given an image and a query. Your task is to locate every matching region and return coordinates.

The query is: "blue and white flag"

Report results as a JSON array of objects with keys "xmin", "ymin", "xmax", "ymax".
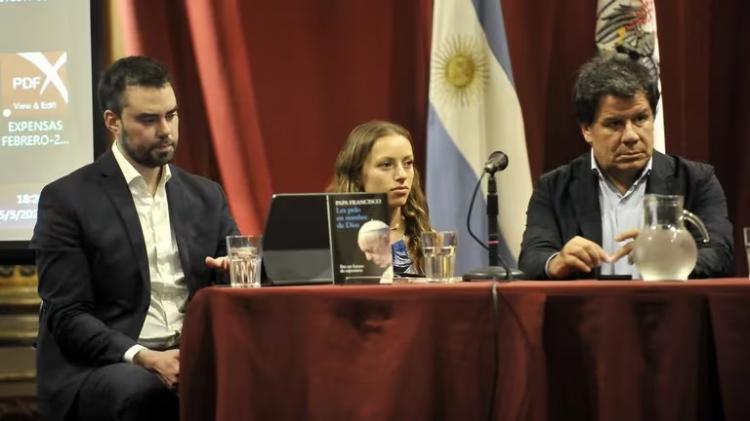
[
  {"xmin": 596, "ymin": 0, "xmax": 665, "ymax": 152},
  {"xmin": 426, "ymin": 0, "xmax": 532, "ymax": 273}
]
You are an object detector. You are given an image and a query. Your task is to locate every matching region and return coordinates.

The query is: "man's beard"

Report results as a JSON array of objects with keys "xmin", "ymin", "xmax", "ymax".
[{"xmin": 120, "ymin": 131, "xmax": 177, "ymax": 168}]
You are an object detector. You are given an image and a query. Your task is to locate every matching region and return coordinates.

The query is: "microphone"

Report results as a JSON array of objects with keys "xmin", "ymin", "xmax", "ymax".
[
  {"xmin": 483, "ymin": 151, "xmax": 509, "ymax": 174},
  {"xmin": 463, "ymin": 150, "xmax": 524, "ymax": 282}
]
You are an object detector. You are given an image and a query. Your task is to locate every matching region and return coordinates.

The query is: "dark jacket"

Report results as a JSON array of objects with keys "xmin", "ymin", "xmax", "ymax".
[
  {"xmin": 519, "ymin": 151, "xmax": 734, "ymax": 279},
  {"xmin": 30, "ymin": 150, "xmax": 238, "ymax": 420}
]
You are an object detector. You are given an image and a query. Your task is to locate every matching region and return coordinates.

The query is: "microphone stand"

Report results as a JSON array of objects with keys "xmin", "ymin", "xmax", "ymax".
[
  {"xmin": 488, "ymin": 175, "xmax": 500, "ymax": 267},
  {"xmin": 463, "ymin": 169, "xmax": 524, "ymax": 281}
]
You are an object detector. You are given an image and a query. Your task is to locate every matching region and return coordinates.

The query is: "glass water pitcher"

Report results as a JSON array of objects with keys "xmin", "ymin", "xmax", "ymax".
[{"xmin": 632, "ymin": 194, "xmax": 709, "ymax": 281}]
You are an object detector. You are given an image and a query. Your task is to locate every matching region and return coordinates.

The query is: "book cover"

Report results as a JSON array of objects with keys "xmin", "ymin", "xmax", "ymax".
[{"xmin": 327, "ymin": 193, "xmax": 392, "ymax": 284}]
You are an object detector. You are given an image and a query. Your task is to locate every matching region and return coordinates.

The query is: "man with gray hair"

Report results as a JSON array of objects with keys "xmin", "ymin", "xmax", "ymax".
[{"xmin": 518, "ymin": 54, "xmax": 733, "ymax": 279}]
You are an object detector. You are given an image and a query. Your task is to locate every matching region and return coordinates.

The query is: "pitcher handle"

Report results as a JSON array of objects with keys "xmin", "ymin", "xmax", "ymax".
[{"xmin": 682, "ymin": 210, "xmax": 710, "ymax": 244}]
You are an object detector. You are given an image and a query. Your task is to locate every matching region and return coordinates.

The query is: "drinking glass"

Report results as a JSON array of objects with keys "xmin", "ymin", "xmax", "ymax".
[
  {"xmin": 744, "ymin": 227, "xmax": 750, "ymax": 278},
  {"xmin": 421, "ymin": 231, "xmax": 458, "ymax": 282},
  {"xmin": 226, "ymin": 235, "xmax": 262, "ymax": 288}
]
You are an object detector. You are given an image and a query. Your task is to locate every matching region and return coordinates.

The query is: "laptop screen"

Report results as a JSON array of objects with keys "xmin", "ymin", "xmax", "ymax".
[{"xmin": 261, "ymin": 193, "xmax": 332, "ymax": 285}]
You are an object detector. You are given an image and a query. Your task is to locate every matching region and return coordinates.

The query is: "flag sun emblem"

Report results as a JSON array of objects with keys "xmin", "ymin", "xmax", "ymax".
[{"xmin": 431, "ymin": 35, "xmax": 487, "ymax": 107}]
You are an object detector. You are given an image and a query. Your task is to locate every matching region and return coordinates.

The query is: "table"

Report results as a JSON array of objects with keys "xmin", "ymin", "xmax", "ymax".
[{"xmin": 180, "ymin": 279, "xmax": 750, "ymax": 421}]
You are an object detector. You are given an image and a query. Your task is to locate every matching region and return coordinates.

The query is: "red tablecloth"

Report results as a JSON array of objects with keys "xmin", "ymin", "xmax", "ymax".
[{"xmin": 180, "ymin": 279, "xmax": 750, "ymax": 421}]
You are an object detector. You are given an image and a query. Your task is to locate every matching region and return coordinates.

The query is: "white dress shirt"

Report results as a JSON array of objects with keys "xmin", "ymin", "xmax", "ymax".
[{"xmin": 112, "ymin": 144, "xmax": 188, "ymax": 362}]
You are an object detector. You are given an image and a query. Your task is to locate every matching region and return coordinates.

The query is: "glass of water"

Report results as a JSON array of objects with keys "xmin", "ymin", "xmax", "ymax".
[
  {"xmin": 226, "ymin": 235, "xmax": 262, "ymax": 288},
  {"xmin": 744, "ymin": 227, "xmax": 750, "ymax": 278},
  {"xmin": 421, "ymin": 231, "xmax": 457, "ymax": 282}
]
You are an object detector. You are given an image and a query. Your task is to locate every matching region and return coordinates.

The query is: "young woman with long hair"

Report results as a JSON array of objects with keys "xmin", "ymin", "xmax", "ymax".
[{"xmin": 328, "ymin": 120, "xmax": 431, "ymax": 274}]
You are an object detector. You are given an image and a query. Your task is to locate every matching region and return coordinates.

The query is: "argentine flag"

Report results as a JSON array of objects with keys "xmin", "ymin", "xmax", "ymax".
[{"xmin": 426, "ymin": 0, "xmax": 532, "ymax": 273}]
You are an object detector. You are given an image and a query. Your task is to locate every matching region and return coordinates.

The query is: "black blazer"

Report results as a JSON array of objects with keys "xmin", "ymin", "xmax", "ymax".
[
  {"xmin": 30, "ymin": 150, "xmax": 238, "ymax": 421},
  {"xmin": 518, "ymin": 151, "xmax": 734, "ymax": 279}
]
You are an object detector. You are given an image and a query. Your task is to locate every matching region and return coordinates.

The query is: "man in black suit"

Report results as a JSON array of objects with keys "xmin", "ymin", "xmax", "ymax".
[
  {"xmin": 519, "ymin": 54, "xmax": 733, "ymax": 279},
  {"xmin": 31, "ymin": 56, "xmax": 238, "ymax": 420}
]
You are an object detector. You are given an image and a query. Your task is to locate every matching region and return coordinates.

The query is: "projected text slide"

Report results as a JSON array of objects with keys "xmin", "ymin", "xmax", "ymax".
[{"xmin": 0, "ymin": 51, "xmax": 76, "ymax": 240}]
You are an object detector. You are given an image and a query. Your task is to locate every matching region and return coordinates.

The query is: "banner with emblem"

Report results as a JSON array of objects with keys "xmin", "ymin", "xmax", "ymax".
[
  {"xmin": 596, "ymin": 0, "xmax": 665, "ymax": 152},
  {"xmin": 426, "ymin": 0, "xmax": 532, "ymax": 273}
]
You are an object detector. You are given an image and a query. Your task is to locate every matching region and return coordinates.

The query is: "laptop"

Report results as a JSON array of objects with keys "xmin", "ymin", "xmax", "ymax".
[
  {"xmin": 261, "ymin": 192, "xmax": 391, "ymax": 286},
  {"xmin": 261, "ymin": 193, "xmax": 333, "ymax": 286}
]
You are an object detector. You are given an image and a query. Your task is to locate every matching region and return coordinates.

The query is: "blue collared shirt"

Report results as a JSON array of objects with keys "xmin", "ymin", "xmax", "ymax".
[{"xmin": 591, "ymin": 150, "xmax": 652, "ymax": 278}]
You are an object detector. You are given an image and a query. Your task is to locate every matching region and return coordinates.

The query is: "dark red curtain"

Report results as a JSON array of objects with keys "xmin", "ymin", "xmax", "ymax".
[
  {"xmin": 118, "ymin": 0, "xmax": 750, "ymax": 276},
  {"xmin": 120, "ymin": 0, "xmax": 431, "ymax": 235}
]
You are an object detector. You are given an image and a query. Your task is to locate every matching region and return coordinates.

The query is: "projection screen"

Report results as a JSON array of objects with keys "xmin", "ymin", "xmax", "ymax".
[{"xmin": 0, "ymin": 0, "xmax": 93, "ymax": 257}]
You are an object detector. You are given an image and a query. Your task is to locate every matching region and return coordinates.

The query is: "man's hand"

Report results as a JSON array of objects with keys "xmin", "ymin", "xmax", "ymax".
[
  {"xmin": 611, "ymin": 228, "xmax": 640, "ymax": 263},
  {"xmin": 133, "ymin": 349, "xmax": 180, "ymax": 390},
  {"xmin": 205, "ymin": 256, "xmax": 229, "ymax": 271},
  {"xmin": 548, "ymin": 236, "xmax": 612, "ymax": 279}
]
